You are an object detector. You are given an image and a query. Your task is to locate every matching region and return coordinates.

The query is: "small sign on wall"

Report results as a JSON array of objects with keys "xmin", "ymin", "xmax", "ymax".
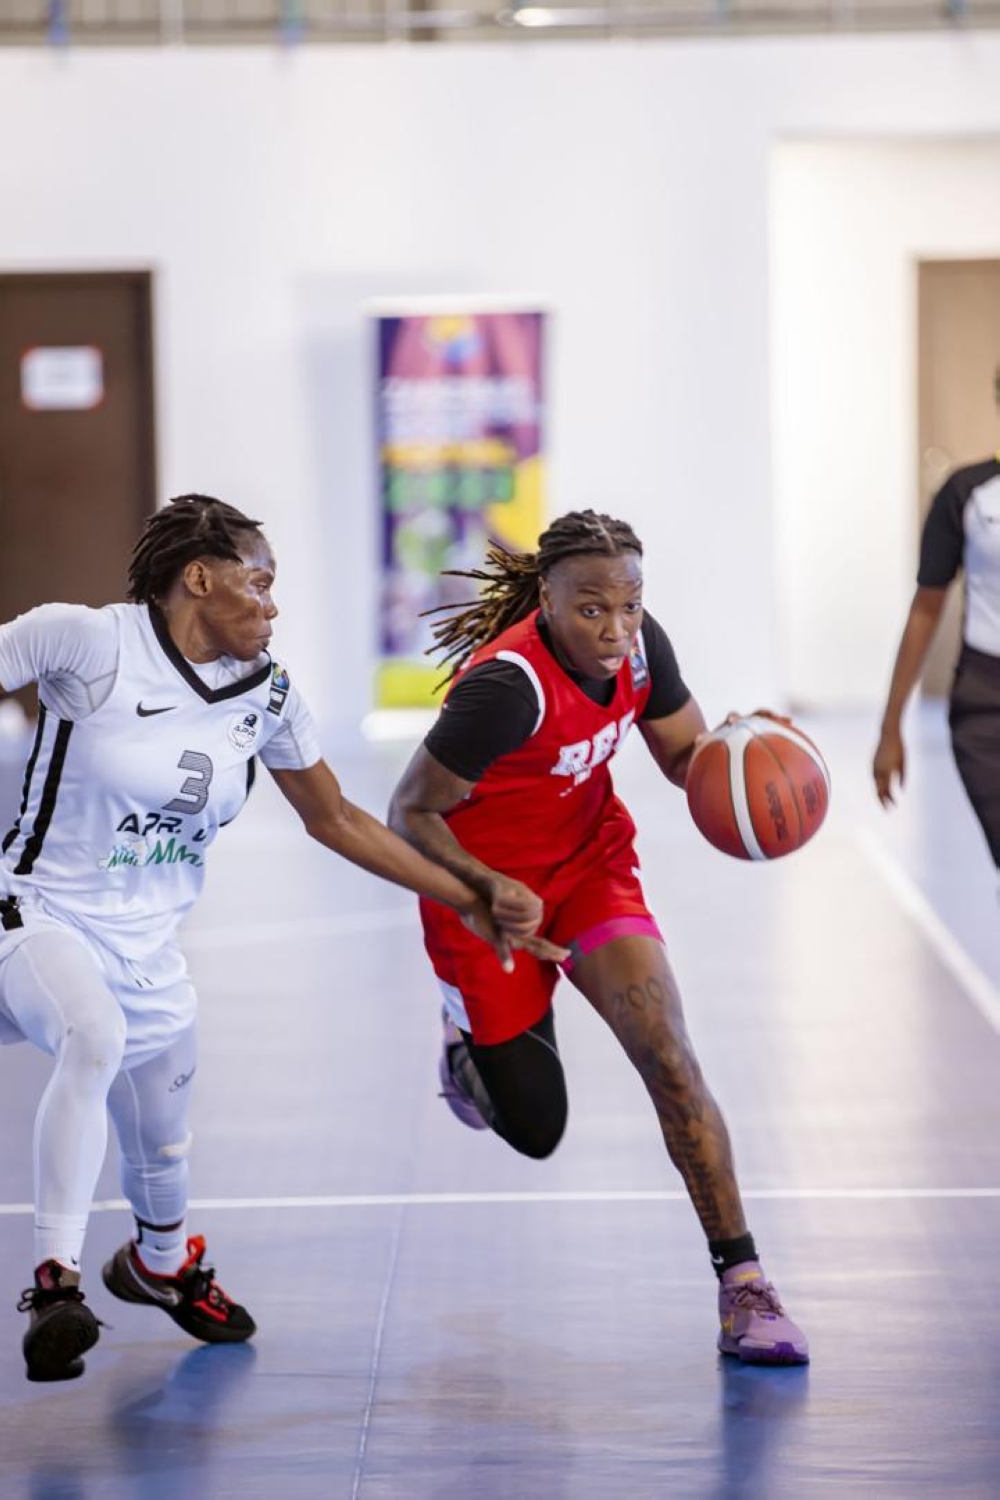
[{"xmin": 20, "ymin": 346, "xmax": 104, "ymax": 411}]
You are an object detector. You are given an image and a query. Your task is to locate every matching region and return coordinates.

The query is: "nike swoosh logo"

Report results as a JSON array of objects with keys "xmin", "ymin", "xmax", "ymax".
[{"xmin": 136, "ymin": 703, "xmax": 176, "ymax": 717}]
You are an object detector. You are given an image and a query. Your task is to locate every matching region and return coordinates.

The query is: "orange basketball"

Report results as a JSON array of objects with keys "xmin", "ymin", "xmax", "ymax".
[{"xmin": 685, "ymin": 714, "xmax": 831, "ymax": 860}]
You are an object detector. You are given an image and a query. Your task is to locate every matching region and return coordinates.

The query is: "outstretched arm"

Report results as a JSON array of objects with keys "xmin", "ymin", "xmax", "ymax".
[
  {"xmin": 270, "ymin": 759, "xmax": 527, "ymax": 970},
  {"xmin": 873, "ymin": 585, "xmax": 949, "ymax": 807},
  {"xmin": 274, "ymin": 762, "xmax": 515, "ymax": 972},
  {"xmin": 271, "ymin": 759, "xmax": 485, "ymax": 905}
]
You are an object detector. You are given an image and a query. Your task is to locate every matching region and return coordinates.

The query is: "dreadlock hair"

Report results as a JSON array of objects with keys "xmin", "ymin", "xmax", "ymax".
[
  {"xmin": 127, "ymin": 494, "xmax": 265, "ymax": 605},
  {"xmin": 427, "ymin": 509, "xmax": 643, "ymax": 681}
]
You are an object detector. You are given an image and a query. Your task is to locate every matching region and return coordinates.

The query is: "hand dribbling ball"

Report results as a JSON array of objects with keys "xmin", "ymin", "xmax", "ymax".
[{"xmin": 686, "ymin": 713, "xmax": 831, "ymax": 860}]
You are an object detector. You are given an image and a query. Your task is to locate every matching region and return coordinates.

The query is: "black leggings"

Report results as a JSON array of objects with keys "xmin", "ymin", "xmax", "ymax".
[
  {"xmin": 950, "ymin": 645, "xmax": 1000, "ymax": 868},
  {"xmin": 464, "ymin": 1007, "xmax": 568, "ymax": 1160}
]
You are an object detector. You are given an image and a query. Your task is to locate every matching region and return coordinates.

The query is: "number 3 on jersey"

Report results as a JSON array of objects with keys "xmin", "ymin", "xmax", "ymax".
[{"xmin": 163, "ymin": 751, "xmax": 214, "ymax": 816}]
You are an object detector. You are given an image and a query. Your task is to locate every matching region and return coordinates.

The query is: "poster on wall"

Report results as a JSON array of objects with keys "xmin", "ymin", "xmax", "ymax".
[{"xmin": 373, "ymin": 304, "xmax": 546, "ymax": 709}]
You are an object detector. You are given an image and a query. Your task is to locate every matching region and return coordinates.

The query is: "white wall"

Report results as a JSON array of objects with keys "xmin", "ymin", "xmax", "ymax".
[
  {"xmin": 2, "ymin": 37, "xmax": 1000, "ymax": 738},
  {"xmin": 772, "ymin": 139, "xmax": 1000, "ymax": 708}
]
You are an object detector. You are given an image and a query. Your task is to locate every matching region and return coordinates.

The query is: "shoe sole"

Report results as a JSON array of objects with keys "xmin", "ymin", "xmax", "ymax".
[
  {"xmin": 718, "ymin": 1333, "xmax": 809, "ymax": 1365},
  {"xmin": 24, "ymin": 1308, "xmax": 99, "ymax": 1383}
]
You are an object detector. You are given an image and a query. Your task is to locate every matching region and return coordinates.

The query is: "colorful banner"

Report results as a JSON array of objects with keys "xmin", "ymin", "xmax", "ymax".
[{"xmin": 374, "ymin": 308, "xmax": 545, "ymax": 708}]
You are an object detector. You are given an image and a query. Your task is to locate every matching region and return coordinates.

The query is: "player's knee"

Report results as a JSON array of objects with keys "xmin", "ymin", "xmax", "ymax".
[
  {"xmin": 513, "ymin": 1121, "xmax": 565, "ymax": 1160},
  {"xmin": 501, "ymin": 1098, "xmax": 567, "ymax": 1160},
  {"xmin": 60, "ymin": 1003, "xmax": 127, "ymax": 1081}
]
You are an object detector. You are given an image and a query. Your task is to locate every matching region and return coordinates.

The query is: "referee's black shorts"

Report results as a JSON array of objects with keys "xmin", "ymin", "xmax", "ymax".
[{"xmin": 949, "ymin": 644, "xmax": 1000, "ymax": 868}]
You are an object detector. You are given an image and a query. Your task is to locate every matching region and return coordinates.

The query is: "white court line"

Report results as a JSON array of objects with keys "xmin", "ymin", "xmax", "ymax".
[
  {"xmin": 852, "ymin": 824, "xmax": 1000, "ymax": 1034},
  {"xmin": 1, "ymin": 1186, "xmax": 999, "ymax": 1216},
  {"xmin": 182, "ymin": 906, "xmax": 417, "ymax": 953},
  {"xmin": 352, "ymin": 1212, "xmax": 404, "ymax": 1500}
]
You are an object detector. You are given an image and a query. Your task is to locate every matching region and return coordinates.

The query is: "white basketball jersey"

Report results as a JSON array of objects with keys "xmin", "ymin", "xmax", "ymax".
[{"xmin": 0, "ymin": 603, "xmax": 313, "ymax": 962}]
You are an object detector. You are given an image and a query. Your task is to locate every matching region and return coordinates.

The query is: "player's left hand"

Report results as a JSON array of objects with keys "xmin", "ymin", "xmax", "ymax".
[
  {"xmin": 459, "ymin": 897, "xmax": 569, "ymax": 972},
  {"xmin": 748, "ymin": 707, "xmax": 793, "ymax": 726},
  {"xmin": 713, "ymin": 708, "xmax": 793, "ymax": 730}
]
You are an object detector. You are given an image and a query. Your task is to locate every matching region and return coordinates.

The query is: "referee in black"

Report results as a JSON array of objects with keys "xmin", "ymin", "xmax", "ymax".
[{"xmin": 874, "ymin": 453, "xmax": 1000, "ymax": 865}]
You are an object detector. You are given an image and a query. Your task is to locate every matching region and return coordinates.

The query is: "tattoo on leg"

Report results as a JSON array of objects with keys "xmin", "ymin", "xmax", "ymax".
[{"xmin": 607, "ymin": 974, "xmax": 746, "ymax": 1242}]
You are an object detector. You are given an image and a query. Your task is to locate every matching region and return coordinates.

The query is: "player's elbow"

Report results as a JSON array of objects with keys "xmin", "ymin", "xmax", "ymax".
[{"xmin": 387, "ymin": 788, "xmax": 417, "ymax": 844}]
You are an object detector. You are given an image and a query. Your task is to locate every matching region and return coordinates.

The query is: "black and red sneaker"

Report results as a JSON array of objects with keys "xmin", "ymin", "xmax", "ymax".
[
  {"xmin": 18, "ymin": 1260, "xmax": 101, "ymax": 1382},
  {"xmin": 101, "ymin": 1235, "xmax": 255, "ymax": 1344}
]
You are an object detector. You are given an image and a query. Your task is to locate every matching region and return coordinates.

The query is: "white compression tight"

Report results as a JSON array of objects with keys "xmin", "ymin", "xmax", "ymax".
[
  {"xmin": 106, "ymin": 1024, "xmax": 196, "ymax": 1237},
  {"xmin": 0, "ymin": 928, "xmax": 195, "ymax": 1269}
]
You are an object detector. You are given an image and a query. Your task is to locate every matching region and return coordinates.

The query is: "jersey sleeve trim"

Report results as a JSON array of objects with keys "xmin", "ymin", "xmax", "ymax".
[{"xmin": 496, "ymin": 650, "xmax": 546, "ymax": 735}]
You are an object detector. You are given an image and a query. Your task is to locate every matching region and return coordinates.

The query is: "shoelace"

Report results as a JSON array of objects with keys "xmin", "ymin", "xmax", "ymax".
[
  {"xmin": 726, "ymin": 1280, "xmax": 785, "ymax": 1317},
  {"xmin": 182, "ymin": 1243, "xmax": 234, "ymax": 1313},
  {"xmin": 16, "ymin": 1283, "xmax": 86, "ymax": 1313},
  {"xmin": 190, "ymin": 1273, "xmax": 232, "ymax": 1311}
]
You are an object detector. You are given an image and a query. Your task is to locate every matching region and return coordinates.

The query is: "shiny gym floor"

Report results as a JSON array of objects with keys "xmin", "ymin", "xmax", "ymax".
[{"xmin": 0, "ymin": 703, "xmax": 997, "ymax": 1500}]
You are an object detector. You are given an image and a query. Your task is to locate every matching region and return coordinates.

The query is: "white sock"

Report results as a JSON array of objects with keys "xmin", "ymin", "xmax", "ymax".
[
  {"xmin": 35, "ymin": 1212, "xmax": 88, "ymax": 1273},
  {"xmin": 134, "ymin": 1218, "xmax": 188, "ymax": 1276}
]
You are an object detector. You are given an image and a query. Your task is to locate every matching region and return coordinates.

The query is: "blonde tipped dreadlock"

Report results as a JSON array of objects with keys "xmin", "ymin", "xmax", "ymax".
[{"xmin": 427, "ymin": 509, "xmax": 643, "ymax": 681}]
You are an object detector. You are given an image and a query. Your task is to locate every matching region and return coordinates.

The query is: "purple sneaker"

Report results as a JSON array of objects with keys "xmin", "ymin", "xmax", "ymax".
[
  {"xmin": 438, "ymin": 1012, "xmax": 495, "ymax": 1131},
  {"xmin": 717, "ymin": 1262, "xmax": 809, "ymax": 1365}
]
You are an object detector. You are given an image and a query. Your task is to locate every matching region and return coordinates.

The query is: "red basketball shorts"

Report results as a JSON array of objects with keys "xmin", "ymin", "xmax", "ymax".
[{"xmin": 419, "ymin": 815, "xmax": 662, "ymax": 1045}]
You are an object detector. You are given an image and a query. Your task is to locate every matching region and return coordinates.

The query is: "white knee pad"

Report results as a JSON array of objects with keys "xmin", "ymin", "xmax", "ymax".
[{"xmin": 156, "ymin": 1133, "xmax": 193, "ymax": 1161}]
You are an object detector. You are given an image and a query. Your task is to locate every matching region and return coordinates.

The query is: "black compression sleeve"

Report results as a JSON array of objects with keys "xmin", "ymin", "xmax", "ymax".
[{"xmin": 465, "ymin": 1008, "xmax": 568, "ymax": 1160}]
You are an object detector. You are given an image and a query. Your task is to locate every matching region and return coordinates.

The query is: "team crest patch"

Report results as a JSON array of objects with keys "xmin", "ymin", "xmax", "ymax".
[
  {"xmin": 629, "ymin": 637, "xmax": 649, "ymax": 691},
  {"xmin": 268, "ymin": 663, "xmax": 290, "ymax": 716},
  {"xmin": 229, "ymin": 709, "xmax": 262, "ymax": 751}
]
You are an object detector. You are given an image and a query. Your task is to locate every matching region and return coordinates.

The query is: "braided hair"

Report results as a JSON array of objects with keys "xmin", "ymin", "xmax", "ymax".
[
  {"xmin": 428, "ymin": 509, "xmax": 643, "ymax": 680},
  {"xmin": 127, "ymin": 494, "xmax": 265, "ymax": 605}
]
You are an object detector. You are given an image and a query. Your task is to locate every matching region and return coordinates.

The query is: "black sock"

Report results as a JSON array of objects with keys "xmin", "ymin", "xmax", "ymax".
[
  {"xmin": 708, "ymin": 1232, "xmax": 758, "ymax": 1279},
  {"xmin": 135, "ymin": 1215, "xmax": 184, "ymax": 1240}
]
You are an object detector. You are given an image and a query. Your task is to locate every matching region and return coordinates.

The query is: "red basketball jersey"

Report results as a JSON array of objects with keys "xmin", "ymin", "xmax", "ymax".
[{"xmin": 441, "ymin": 610, "xmax": 652, "ymax": 871}]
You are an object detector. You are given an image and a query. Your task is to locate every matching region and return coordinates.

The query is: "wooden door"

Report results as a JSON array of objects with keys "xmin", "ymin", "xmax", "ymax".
[
  {"xmin": 917, "ymin": 260, "xmax": 1000, "ymax": 696},
  {"xmin": 0, "ymin": 272, "xmax": 156, "ymax": 712}
]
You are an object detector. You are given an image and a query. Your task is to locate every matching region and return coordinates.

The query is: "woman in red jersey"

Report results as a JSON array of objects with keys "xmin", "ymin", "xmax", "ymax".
[{"xmin": 389, "ymin": 510, "xmax": 808, "ymax": 1366}]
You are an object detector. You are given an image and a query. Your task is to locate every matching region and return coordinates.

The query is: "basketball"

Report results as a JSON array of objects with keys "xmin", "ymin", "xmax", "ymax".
[{"xmin": 685, "ymin": 713, "xmax": 831, "ymax": 860}]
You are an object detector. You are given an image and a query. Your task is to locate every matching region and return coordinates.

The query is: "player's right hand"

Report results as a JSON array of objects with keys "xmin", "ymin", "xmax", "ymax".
[
  {"xmin": 511, "ymin": 932, "xmax": 571, "ymax": 966},
  {"xmin": 873, "ymin": 728, "xmax": 905, "ymax": 807}
]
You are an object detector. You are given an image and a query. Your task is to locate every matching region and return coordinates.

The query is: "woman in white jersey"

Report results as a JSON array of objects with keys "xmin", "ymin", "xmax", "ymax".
[
  {"xmin": 874, "ymin": 455, "xmax": 1000, "ymax": 865},
  {"xmin": 0, "ymin": 494, "xmax": 557, "ymax": 1383}
]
